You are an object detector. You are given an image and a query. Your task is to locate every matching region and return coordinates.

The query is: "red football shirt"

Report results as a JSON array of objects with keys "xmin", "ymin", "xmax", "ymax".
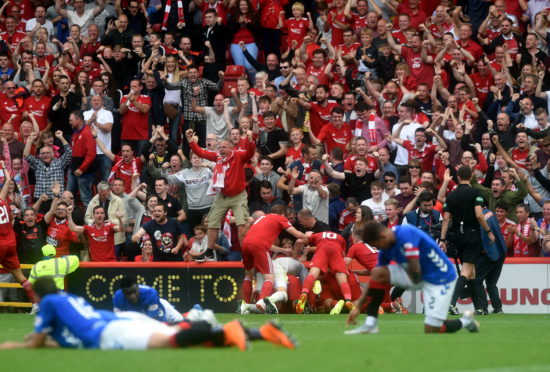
[
  {"xmin": 306, "ymin": 63, "xmax": 330, "ymax": 86},
  {"xmin": 343, "ymin": 154, "xmax": 378, "ymax": 172},
  {"xmin": 352, "ymin": 14, "xmax": 368, "ymax": 32},
  {"xmin": 0, "ymin": 93, "xmax": 21, "ymax": 131},
  {"xmin": 401, "ymin": 140, "xmax": 438, "ymax": 172},
  {"xmin": 83, "ymin": 222, "xmax": 117, "ymax": 262},
  {"xmin": 327, "ymin": 8, "xmax": 350, "ymax": 46},
  {"xmin": 317, "ymin": 122, "xmax": 352, "ymax": 155},
  {"xmin": 308, "ymin": 100, "xmax": 339, "ymax": 136},
  {"xmin": 401, "ymin": 46, "xmax": 435, "ymax": 88},
  {"xmin": 285, "ymin": 17, "xmax": 310, "ymax": 47},
  {"xmin": 23, "ymin": 95, "xmax": 51, "ymax": 131},
  {"xmin": 308, "ymin": 231, "xmax": 346, "ymax": 253},
  {"xmin": 121, "ymin": 95, "xmax": 152, "ymax": 140},
  {"xmin": 0, "ymin": 198, "xmax": 16, "ymax": 246},
  {"xmin": 511, "ymin": 147, "xmax": 530, "ymax": 169},
  {"xmin": 469, "ymin": 72, "xmax": 493, "ymax": 106},
  {"xmin": 46, "ymin": 219, "xmax": 78, "ymax": 257},
  {"xmin": 286, "ymin": 143, "xmax": 304, "ymax": 164},
  {"xmin": 338, "ymin": 209, "xmax": 355, "ymax": 231},
  {"xmin": 111, "ymin": 155, "xmax": 144, "ymax": 193},
  {"xmin": 347, "ymin": 242, "xmax": 378, "ymax": 271},
  {"xmin": 242, "ymin": 214, "xmax": 293, "ymax": 251}
]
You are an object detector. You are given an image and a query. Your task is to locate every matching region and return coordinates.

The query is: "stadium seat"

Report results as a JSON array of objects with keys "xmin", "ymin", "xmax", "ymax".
[{"xmin": 222, "ymin": 65, "xmax": 245, "ymax": 97}]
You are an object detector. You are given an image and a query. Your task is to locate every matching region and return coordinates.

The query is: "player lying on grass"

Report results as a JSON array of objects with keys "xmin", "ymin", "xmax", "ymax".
[
  {"xmin": 345, "ymin": 222, "xmax": 479, "ymax": 334},
  {"xmin": 0, "ymin": 277, "xmax": 297, "ymax": 351}
]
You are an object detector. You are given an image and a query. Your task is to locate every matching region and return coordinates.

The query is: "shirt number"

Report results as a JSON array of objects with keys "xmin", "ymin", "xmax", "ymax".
[
  {"xmin": 321, "ymin": 232, "xmax": 338, "ymax": 239},
  {"xmin": 0, "ymin": 205, "xmax": 9, "ymax": 224}
]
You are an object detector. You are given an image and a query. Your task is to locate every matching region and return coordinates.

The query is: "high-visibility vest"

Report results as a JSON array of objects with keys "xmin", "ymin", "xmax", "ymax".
[{"xmin": 28, "ymin": 256, "xmax": 80, "ymax": 290}]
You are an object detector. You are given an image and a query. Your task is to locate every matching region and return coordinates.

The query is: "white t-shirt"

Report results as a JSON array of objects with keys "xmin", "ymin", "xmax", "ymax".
[
  {"xmin": 26, "ymin": 19, "xmax": 54, "ymax": 40},
  {"xmin": 361, "ymin": 194, "xmax": 389, "ymax": 222},
  {"xmin": 390, "ymin": 121, "xmax": 422, "ymax": 166},
  {"xmin": 84, "ymin": 108, "xmax": 113, "ymax": 154},
  {"xmin": 67, "ymin": 8, "xmax": 95, "ymax": 36},
  {"xmin": 298, "ymin": 184, "xmax": 329, "ymax": 224},
  {"xmin": 204, "ymin": 106, "xmax": 230, "ymax": 139}
]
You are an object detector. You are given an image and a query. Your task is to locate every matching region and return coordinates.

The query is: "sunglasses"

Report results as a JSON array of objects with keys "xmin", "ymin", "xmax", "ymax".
[
  {"xmin": 384, "ymin": 179, "xmax": 395, "ymax": 183},
  {"xmin": 409, "ymin": 165, "xmax": 420, "ymax": 169}
]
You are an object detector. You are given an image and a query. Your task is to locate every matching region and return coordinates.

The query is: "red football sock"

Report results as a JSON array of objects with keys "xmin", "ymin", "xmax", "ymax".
[
  {"xmin": 242, "ymin": 278, "xmax": 252, "ymax": 303},
  {"xmin": 301, "ymin": 274, "xmax": 316, "ymax": 294},
  {"xmin": 339, "ymin": 282, "xmax": 352, "ymax": 301},
  {"xmin": 259, "ymin": 280, "xmax": 273, "ymax": 300},
  {"xmin": 21, "ymin": 280, "xmax": 36, "ymax": 304}
]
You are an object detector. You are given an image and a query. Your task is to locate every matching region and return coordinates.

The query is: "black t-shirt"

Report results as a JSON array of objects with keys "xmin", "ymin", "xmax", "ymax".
[
  {"xmin": 344, "ymin": 172, "xmax": 376, "ymax": 204},
  {"xmin": 142, "ymin": 217, "xmax": 184, "ymax": 262},
  {"xmin": 159, "ymin": 194, "xmax": 183, "ymax": 219},
  {"xmin": 444, "ymin": 184, "xmax": 484, "ymax": 228},
  {"xmin": 14, "ymin": 217, "xmax": 48, "ymax": 264},
  {"xmin": 257, "ymin": 127, "xmax": 288, "ymax": 170}
]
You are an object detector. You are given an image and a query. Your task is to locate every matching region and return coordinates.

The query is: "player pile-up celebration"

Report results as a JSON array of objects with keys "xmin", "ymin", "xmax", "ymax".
[{"xmin": 0, "ymin": 0, "xmax": 549, "ymax": 351}]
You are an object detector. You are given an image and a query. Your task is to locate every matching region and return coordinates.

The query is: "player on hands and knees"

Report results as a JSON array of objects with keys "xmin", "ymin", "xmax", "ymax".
[{"xmin": 345, "ymin": 222, "xmax": 479, "ymax": 334}]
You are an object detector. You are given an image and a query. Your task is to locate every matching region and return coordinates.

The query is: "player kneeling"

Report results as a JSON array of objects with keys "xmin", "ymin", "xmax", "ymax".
[
  {"xmin": 345, "ymin": 222, "xmax": 479, "ymax": 334},
  {"xmin": 0, "ymin": 277, "xmax": 297, "ymax": 351}
]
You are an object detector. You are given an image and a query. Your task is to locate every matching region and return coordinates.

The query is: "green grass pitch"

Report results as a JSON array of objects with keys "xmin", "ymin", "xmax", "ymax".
[{"xmin": 1, "ymin": 313, "xmax": 550, "ymax": 372}]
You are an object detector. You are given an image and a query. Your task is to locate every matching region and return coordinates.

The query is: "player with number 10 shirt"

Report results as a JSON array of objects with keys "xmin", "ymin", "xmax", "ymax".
[{"xmin": 295, "ymin": 231, "xmax": 356, "ymax": 314}]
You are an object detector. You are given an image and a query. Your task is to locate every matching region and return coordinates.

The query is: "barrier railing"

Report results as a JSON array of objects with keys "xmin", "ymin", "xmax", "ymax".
[{"xmin": 0, "ymin": 264, "xmax": 33, "ymax": 308}]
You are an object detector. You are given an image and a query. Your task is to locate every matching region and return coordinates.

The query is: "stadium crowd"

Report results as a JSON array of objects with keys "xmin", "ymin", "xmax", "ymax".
[{"xmin": 1, "ymin": 0, "xmax": 550, "ymax": 315}]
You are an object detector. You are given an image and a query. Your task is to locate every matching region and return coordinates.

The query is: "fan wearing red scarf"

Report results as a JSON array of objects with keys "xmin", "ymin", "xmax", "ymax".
[{"xmin": 185, "ymin": 128, "xmax": 255, "ymax": 255}]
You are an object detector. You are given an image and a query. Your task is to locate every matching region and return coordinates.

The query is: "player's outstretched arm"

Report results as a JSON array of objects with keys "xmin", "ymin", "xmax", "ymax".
[{"xmin": 0, "ymin": 332, "xmax": 47, "ymax": 349}]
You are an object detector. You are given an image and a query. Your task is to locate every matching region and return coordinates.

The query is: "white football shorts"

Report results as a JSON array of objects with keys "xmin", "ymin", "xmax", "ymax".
[{"xmin": 99, "ymin": 312, "xmax": 176, "ymax": 350}]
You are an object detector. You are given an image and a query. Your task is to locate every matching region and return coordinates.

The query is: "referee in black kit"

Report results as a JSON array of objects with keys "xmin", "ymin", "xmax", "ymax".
[{"xmin": 439, "ymin": 167, "xmax": 495, "ymax": 315}]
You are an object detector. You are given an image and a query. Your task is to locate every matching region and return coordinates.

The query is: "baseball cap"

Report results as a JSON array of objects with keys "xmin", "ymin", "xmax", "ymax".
[
  {"xmin": 542, "ymin": 136, "xmax": 550, "ymax": 146},
  {"xmin": 42, "ymin": 244, "xmax": 56, "ymax": 257}
]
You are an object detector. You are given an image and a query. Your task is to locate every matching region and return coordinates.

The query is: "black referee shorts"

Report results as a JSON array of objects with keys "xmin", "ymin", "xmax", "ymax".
[{"xmin": 452, "ymin": 227, "xmax": 482, "ymax": 264}]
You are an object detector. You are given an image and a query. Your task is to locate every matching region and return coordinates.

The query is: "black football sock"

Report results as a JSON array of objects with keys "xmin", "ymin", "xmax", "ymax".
[
  {"xmin": 390, "ymin": 286, "xmax": 406, "ymax": 301},
  {"xmin": 170, "ymin": 321, "xmax": 224, "ymax": 348},
  {"xmin": 440, "ymin": 319, "xmax": 463, "ymax": 333},
  {"xmin": 365, "ymin": 280, "xmax": 386, "ymax": 318},
  {"xmin": 451, "ymin": 275, "xmax": 468, "ymax": 306},
  {"xmin": 245, "ymin": 328, "xmax": 262, "ymax": 341}
]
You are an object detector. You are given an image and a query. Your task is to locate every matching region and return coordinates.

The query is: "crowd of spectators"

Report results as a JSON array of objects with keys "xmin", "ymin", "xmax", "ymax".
[{"xmin": 0, "ymin": 0, "xmax": 549, "ymax": 287}]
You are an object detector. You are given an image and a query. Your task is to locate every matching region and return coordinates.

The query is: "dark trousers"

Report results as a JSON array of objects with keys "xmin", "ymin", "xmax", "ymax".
[
  {"xmin": 262, "ymin": 28, "xmax": 281, "ymax": 58},
  {"xmin": 475, "ymin": 254, "xmax": 505, "ymax": 311},
  {"xmin": 187, "ymin": 207, "xmax": 211, "ymax": 233},
  {"xmin": 181, "ymin": 119, "xmax": 206, "ymax": 157}
]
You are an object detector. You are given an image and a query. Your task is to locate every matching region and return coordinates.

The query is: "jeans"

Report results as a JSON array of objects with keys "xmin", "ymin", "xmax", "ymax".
[
  {"xmin": 67, "ymin": 171, "xmax": 95, "ymax": 206},
  {"xmin": 96, "ymin": 154, "xmax": 113, "ymax": 182},
  {"xmin": 230, "ymin": 42, "xmax": 258, "ymax": 74},
  {"xmin": 169, "ymin": 111, "xmax": 182, "ymax": 145}
]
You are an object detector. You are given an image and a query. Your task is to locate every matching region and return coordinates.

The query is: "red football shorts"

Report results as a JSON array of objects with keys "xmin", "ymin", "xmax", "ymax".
[
  {"xmin": 241, "ymin": 243, "xmax": 273, "ymax": 274},
  {"xmin": 311, "ymin": 244, "xmax": 348, "ymax": 274},
  {"xmin": 0, "ymin": 245, "xmax": 20, "ymax": 270}
]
